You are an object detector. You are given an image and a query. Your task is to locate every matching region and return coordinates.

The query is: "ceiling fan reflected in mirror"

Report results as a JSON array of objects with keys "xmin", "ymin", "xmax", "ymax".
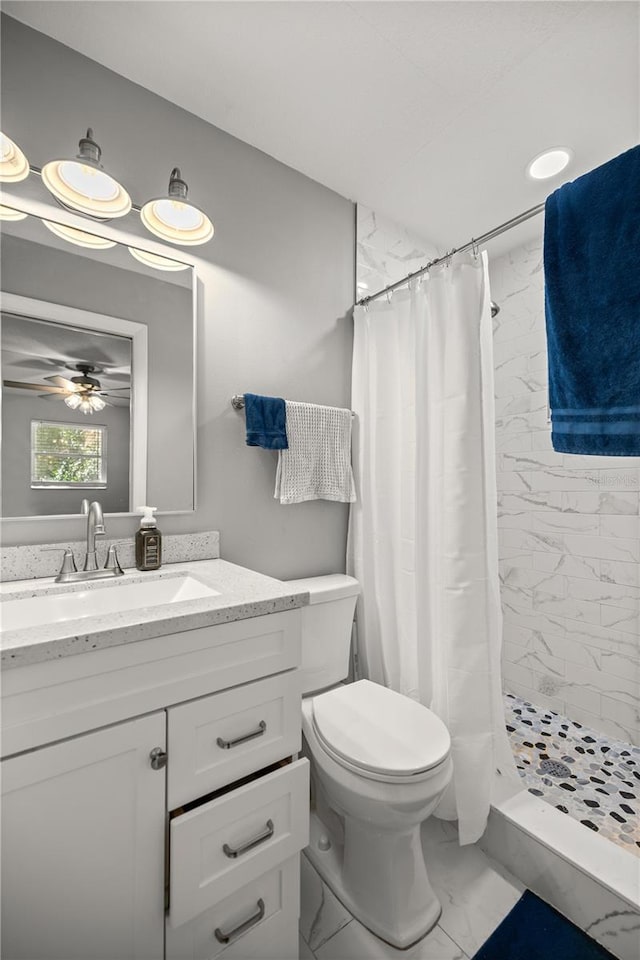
[{"xmin": 3, "ymin": 362, "xmax": 131, "ymax": 415}]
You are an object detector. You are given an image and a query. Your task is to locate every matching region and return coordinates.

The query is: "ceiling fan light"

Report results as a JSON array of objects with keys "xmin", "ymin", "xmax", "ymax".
[
  {"xmin": 64, "ymin": 393, "xmax": 82, "ymax": 410},
  {"xmin": 140, "ymin": 168, "xmax": 213, "ymax": 245},
  {"xmin": 0, "ymin": 204, "xmax": 27, "ymax": 221},
  {"xmin": 42, "ymin": 219, "xmax": 117, "ymax": 249},
  {"xmin": 128, "ymin": 246, "xmax": 190, "ymax": 271},
  {"xmin": 0, "ymin": 132, "xmax": 30, "ymax": 182},
  {"xmin": 89, "ymin": 395, "xmax": 106, "ymax": 412},
  {"xmin": 41, "ymin": 129, "xmax": 131, "ymax": 219}
]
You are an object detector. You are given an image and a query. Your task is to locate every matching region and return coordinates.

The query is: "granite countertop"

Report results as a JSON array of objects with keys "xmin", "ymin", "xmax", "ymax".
[{"xmin": 0, "ymin": 559, "xmax": 309, "ymax": 669}]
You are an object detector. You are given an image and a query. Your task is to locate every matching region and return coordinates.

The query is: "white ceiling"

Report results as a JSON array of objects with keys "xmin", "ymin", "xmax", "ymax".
[{"xmin": 4, "ymin": 1, "xmax": 639, "ymax": 253}]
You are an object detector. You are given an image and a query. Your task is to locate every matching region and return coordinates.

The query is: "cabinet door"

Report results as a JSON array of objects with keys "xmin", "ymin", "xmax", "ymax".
[{"xmin": 1, "ymin": 712, "xmax": 166, "ymax": 960}]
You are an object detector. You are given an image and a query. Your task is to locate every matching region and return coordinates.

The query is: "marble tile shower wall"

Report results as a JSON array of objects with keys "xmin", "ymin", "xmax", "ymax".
[
  {"xmin": 489, "ymin": 238, "xmax": 640, "ymax": 747},
  {"xmin": 356, "ymin": 206, "xmax": 639, "ymax": 746},
  {"xmin": 356, "ymin": 205, "xmax": 437, "ymax": 296}
]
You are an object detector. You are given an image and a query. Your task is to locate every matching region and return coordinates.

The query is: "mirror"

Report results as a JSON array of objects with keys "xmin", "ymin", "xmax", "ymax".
[{"xmin": 0, "ymin": 209, "xmax": 196, "ymax": 518}]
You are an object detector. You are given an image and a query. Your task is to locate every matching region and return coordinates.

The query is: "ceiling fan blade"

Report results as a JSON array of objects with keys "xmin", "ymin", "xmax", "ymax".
[
  {"xmin": 38, "ymin": 393, "xmax": 65, "ymax": 401},
  {"xmin": 3, "ymin": 380, "xmax": 65, "ymax": 393},
  {"xmin": 103, "ymin": 396, "xmax": 130, "ymax": 407},
  {"xmin": 44, "ymin": 375, "xmax": 79, "ymax": 391},
  {"xmin": 99, "ymin": 386, "xmax": 131, "ymax": 392}
]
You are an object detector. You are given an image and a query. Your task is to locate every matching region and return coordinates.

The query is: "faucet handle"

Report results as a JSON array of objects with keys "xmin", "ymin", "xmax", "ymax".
[
  {"xmin": 42, "ymin": 548, "xmax": 78, "ymax": 576},
  {"xmin": 104, "ymin": 543, "xmax": 125, "ymax": 576}
]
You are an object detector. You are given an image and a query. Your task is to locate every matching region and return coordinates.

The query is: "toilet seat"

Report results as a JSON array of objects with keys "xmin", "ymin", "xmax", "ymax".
[{"xmin": 310, "ymin": 680, "xmax": 451, "ymax": 782}]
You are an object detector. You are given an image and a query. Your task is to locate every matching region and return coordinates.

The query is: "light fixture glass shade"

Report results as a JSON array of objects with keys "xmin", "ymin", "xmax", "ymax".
[
  {"xmin": 65, "ymin": 392, "xmax": 106, "ymax": 414},
  {"xmin": 41, "ymin": 129, "xmax": 131, "ymax": 218},
  {"xmin": 43, "ymin": 219, "xmax": 117, "ymax": 249},
  {"xmin": 140, "ymin": 168, "xmax": 213, "ymax": 245},
  {"xmin": 128, "ymin": 246, "xmax": 190, "ymax": 271},
  {"xmin": 0, "ymin": 204, "xmax": 28, "ymax": 221},
  {"xmin": 0, "ymin": 132, "xmax": 30, "ymax": 182},
  {"xmin": 527, "ymin": 147, "xmax": 572, "ymax": 180}
]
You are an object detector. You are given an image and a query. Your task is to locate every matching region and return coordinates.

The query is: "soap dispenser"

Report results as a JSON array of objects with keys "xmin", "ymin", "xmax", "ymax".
[{"xmin": 135, "ymin": 506, "xmax": 162, "ymax": 571}]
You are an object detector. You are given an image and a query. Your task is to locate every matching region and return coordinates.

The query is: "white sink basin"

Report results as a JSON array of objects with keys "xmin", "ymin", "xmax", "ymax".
[{"xmin": 0, "ymin": 574, "xmax": 220, "ymax": 632}]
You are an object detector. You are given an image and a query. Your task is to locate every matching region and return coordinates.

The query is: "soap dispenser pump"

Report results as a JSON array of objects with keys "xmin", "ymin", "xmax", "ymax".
[{"xmin": 135, "ymin": 506, "xmax": 162, "ymax": 571}]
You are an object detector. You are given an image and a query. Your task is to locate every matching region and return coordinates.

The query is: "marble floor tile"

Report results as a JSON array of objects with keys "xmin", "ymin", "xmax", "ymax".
[
  {"xmin": 300, "ymin": 851, "xmax": 352, "ymax": 951},
  {"xmin": 314, "ymin": 918, "xmax": 468, "ymax": 960},
  {"xmin": 505, "ymin": 692, "xmax": 640, "ymax": 855},
  {"xmin": 419, "ymin": 818, "xmax": 525, "ymax": 957}
]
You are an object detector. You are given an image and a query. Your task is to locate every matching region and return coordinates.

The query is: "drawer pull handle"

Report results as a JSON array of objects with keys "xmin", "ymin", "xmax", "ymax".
[
  {"xmin": 214, "ymin": 898, "xmax": 265, "ymax": 944},
  {"xmin": 223, "ymin": 819, "xmax": 275, "ymax": 859},
  {"xmin": 216, "ymin": 720, "xmax": 267, "ymax": 750}
]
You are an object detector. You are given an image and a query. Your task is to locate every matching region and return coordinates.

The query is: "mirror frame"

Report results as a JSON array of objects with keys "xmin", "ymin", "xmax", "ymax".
[{"xmin": 0, "ymin": 193, "xmax": 198, "ymax": 522}]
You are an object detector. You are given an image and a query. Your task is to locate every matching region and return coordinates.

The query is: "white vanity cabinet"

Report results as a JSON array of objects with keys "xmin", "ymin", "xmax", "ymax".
[
  {"xmin": 1, "ymin": 606, "xmax": 308, "ymax": 960},
  {"xmin": 1, "ymin": 712, "xmax": 167, "ymax": 960}
]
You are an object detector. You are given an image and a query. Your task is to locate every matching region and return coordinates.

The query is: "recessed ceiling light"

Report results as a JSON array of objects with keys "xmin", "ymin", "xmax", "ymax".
[{"xmin": 527, "ymin": 148, "xmax": 572, "ymax": 180}]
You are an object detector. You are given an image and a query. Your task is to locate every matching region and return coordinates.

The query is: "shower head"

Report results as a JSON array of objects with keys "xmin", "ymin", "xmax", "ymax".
[{"xmin": 490, "ymin": 300, "xmax": 500, "ymax": 318}]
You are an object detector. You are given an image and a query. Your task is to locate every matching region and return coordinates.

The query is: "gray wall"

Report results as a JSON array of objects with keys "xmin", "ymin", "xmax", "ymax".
[
  {"xmin": 2, "ymin": 232, "xmax": 194, "ymax": 511},
  {"xmin": 0, "ymin": 16, "xmax": 355, "ymax": 579},
  {"xmin": 2, "ymin": 393, "xmax": 130, "ymax": 516}
]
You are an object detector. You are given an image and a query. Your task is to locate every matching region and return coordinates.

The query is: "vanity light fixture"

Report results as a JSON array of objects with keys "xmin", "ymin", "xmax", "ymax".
[
  {"xmin": 41, "ymin": 129, "xmax": 132, "ymax": 219},
  {"xmin": 128, "ymin": 246, "xmax": 190, "ymax": 272},
  {"xmin": 0, "ymin": 204, "xmax": 27, "ymax": 221},
  {"xmin": 527, "ymin": 147, "xmax": 572, "ymax": 180},
  {"xmin": 140, "ymin": 168, "xmax": 214, "ymax": 246},
  {"xmin": 43, "ymin": 219, "xmax": 117, "ymax": 249},
  {"xmin": 0, "ymin": 132, "xmax": 30, "ymax": 182},
  {"xmin": 64, "ymin": 392, "xmax": 106, "ymax": 414}
]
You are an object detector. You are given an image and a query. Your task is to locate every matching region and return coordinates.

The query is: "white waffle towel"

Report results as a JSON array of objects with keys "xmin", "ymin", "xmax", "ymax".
[{"xmin": 275, "ymin": 401, "xmax": 356, "ymax": 504}]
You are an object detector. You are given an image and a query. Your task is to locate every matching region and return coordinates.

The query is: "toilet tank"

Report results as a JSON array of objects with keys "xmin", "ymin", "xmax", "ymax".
[{"xmin": 285, "ymin": 574, "xmax": 360, "ymax": 695}]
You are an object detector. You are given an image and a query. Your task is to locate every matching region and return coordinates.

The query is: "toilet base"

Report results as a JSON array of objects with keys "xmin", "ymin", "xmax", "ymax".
[{"xmin": 305, "ymin": 811, "xmax": 442, "ymax": 950}]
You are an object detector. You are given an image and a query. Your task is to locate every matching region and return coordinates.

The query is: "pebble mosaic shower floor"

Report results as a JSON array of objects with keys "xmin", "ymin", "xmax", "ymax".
[{"xmin": 505, "ymin": 692, "xmax": 640, "ymax": 857}]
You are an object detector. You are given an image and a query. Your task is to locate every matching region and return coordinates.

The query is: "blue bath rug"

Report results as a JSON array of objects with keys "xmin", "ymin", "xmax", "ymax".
[{"xmin": 471, "ymin": 890, "xmax": 617, "ymax": 960}]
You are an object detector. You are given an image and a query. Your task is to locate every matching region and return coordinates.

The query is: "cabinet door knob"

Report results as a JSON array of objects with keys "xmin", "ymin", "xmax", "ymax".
[{"xmin": 149, "ymin": 747, "xmax": 167, "ymax": 770}]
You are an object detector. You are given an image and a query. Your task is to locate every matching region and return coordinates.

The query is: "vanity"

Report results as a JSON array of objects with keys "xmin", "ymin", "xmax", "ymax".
[{"xmin": 0, "ymin": 559, "xmax": 310, "ymax": 960}]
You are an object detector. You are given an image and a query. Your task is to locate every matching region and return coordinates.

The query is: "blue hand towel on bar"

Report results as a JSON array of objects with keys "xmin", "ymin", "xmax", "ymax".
[
  {"xmin": 243, "ymin": 393, "xmax": 288, "ymax": 449},
  {"xmin": 544, "ymin": 144, "xmax": 640, "ymax": 455}
]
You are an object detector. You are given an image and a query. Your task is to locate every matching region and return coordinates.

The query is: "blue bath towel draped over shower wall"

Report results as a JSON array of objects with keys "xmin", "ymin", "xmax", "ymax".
[{"xmin": 544, "ymin": 144, "xmax": 640, "ymax": 455}]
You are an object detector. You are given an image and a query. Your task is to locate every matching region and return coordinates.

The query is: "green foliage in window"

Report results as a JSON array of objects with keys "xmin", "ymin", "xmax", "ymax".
[{"xmin": 31, "ymin": 421, "xmax": 106, "ymax": 486}]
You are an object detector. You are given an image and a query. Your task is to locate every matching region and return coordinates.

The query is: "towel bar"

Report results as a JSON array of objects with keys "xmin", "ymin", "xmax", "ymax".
[{"xmin": 231, "ymin": 394, "xmax": 355, "ymax": 416}]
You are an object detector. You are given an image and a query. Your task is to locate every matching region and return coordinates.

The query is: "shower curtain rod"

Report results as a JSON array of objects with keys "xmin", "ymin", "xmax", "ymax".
[{"xmin": 356, "ymin": 200, "xmax": 545, "ymax": 307}]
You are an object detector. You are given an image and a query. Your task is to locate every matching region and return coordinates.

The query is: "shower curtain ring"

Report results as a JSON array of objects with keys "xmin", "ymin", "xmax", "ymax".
[
  {"xmin": 471, "ymin": 238, "xmax": 479, "ymax": 259},
  {"xmin": 386, "ymin": 289, "xmax": 393, "ymax": 303}
]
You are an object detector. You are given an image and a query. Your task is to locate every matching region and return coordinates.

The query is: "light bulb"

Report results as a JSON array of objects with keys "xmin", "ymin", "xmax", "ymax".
[
  {"xmin": 43, "ymin": 219, "xmax": 117, "ymax": 249},
  {"xmin": 140, "ymin": 168, "xmax": 213, "ymax": 245},
  {"xmin": 128, "ymin": 246, "xmax": 190, "ymax": 271},
  {"xmin": 0, "ymin": 205, "xmax": 27, "ymax": 221},
  {"xmin": 0, "ymin": 132, "xmax": 29, "ymax": 182},
  {"xmin": 41, "ymin": 129, "xmax": 131, "ymax": 219}
]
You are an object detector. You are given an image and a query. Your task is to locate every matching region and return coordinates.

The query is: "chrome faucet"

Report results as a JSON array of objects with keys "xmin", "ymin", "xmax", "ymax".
[
  {"xmin": 44, "ymin": 500, "xmax": 125, "ymax": 583},
  {"xmin": 83, "ymin": 500, "xmax": 106, "ymax": 571}
]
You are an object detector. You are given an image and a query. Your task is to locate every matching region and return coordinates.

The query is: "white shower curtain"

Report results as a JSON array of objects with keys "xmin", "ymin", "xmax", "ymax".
[{"xmin": 348, "ymin": 251, "xmax": 517, "ymax": 845}]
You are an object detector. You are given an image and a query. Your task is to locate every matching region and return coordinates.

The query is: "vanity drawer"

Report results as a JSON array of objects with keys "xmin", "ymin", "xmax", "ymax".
[
  {"xmin": 166, "ymin": 855, "xmax": 300, "ymax": 960},
  {"xmin": 169, "ymin": 758, "xmax": 308, "ymax": 928},
  {"xmin": 167, "ymin": 672, "xmax": 301, "ymax": 809}
]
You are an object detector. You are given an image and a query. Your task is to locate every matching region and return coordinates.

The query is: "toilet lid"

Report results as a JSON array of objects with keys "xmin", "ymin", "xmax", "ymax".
[{"xmin": 312, "ymin": 680, "xmax": 450, "ymax": 778}]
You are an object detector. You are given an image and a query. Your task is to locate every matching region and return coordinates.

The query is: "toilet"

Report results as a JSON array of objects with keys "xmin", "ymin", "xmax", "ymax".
[{"xmin": 287, "ymin": 574, "xmax": 453, "ymax": 949}]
